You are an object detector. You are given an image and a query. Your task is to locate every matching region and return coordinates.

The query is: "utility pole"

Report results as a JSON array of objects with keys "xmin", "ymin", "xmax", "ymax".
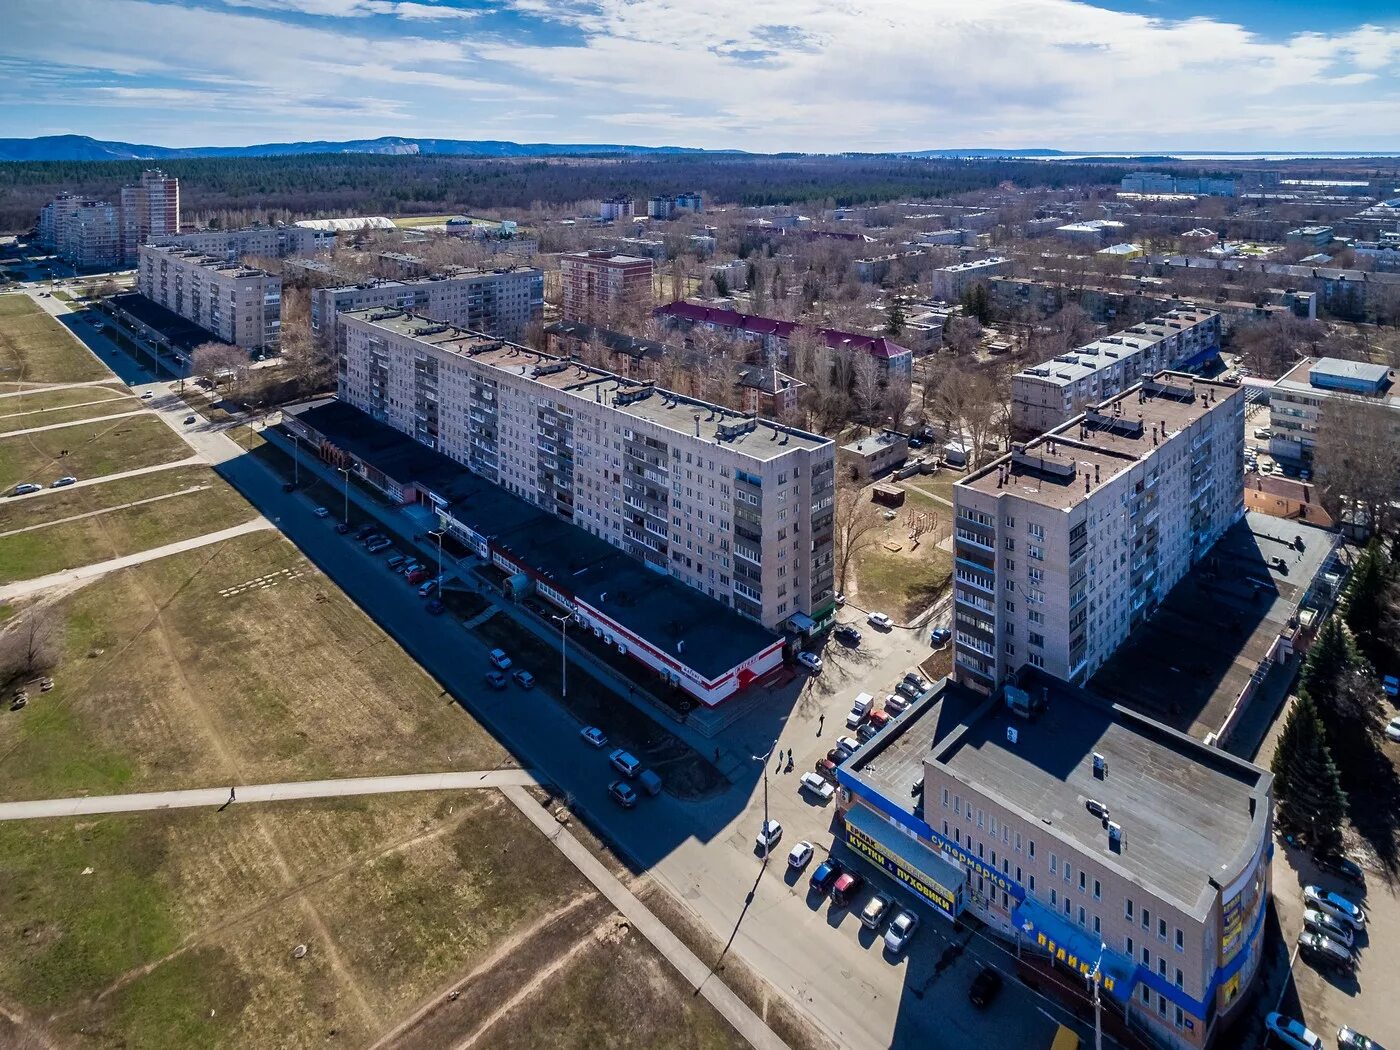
[
  {"xmin": 1087, "ymin": 961, "xmax": 1104, "ymax": 1050},
  {"xmin": 552, "ymin": 613, "xmax": 570, "ymax": 698},
  {"xmin": 291, "ymin": 433, "xmax": 300, "ymax": 488},
  {"xmin": 339, "ymin": 466, "xmax": 349, "ymax": 525}
]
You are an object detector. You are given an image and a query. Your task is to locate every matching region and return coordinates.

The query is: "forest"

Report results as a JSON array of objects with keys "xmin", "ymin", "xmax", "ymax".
[{"xmin": 0, "ymin": 152, "xmax": 1126, "ymax": 231}]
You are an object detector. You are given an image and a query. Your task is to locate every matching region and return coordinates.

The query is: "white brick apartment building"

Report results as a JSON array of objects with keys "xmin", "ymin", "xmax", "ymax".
[
  {"xmin": 953, "ymin": 372, "xmax": 1245, "ymax": 692},
  {"xmin": 336, "ymin": 308, "xmax": 838, "ymax": 631},
  {"xmin": 1011, "ymin": 309, "xmax": 1221, "ymax": 436},
  {"xmin": 137, "ymin": 244, "xmax": 282, "ymax": 352},
  {"xmin": 310, "ymin": 267, "xmax": 543, "ymax": 351}
]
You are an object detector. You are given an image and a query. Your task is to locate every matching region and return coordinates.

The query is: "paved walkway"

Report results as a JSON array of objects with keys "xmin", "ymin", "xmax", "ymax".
[
  {"xmin": 0, "ymin": 769, "xmax": 540, "ymax": 821},
  {"xmin": 0, "ymin": 379, "xmax": 126, "ymax": 399},
  {"xmin": 0, "ymin": 517, "xmax": 272, "ymax": 602},
  {"xmin": 2, "ymin": 456, "xmax": 203, "ymax": 503},
  {"xmin": 0, "ymin": 393, "xmax": 134, "ymax": 420},
  {"xmin": 0, "ymin": 407, "xmax": 150, "ymax": 438},
  {"xmin": 0, "ymin": 485, "xmax": 210, "ymax": 538},
  {"xmin": 500, "ymin": 785, "xmax": 790, "ymax": 1050}
]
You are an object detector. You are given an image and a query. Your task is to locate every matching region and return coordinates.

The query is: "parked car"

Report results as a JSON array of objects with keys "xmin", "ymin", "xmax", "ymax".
[
  {"xmin": 867, "ymin": 710, "xmax": 892, "ymax": 732},
  {"xmin": 334, "ymin": 522, "xmax": 350, "ymax": 534},
  {"xmin": 884, "ymin": 908, "xmax": 919, "ymax": 954},
  {"xmin": 400, "ymin": 560, "xmax": 423, "ymax": 576},
  {"xmin": 858, "ymin": 721, "xmax": 881, "ymax": 743},
  {"xmin": 813, "ymin": 758, "xmax": 839, "ymax": 783},
  {"xmin": 787, "ymin": 841, "xmax": 814, "ymax": 871},
  {"xmin": 406, "ymin": 568, "xmax": 431, "ymax": 585},
  {"xmin": 755, "ymin": 819, "xmax": 783, "ymax": 855},
  {"xmin": 884, "ymin": 694, "xmax": 910, "ymax": 716},
  {"xmin": 1385, "ymin": 716, "xmax": 1400, "ymax": 742},
  {"xmin": 796, "ymin": 651, "xmax": 823, "ymax": 672},
  {"xmin": 860, "ymin": 893, "xmax": 894, "ymax": 930},
  {"xmin": 1316, "ymin": 853, "xmax": 1366, "ymax": 890},
  {"xmin": 1265, "ymin": 1014, "xmax": 1323, "ymax": 1050},
  {"xmin": 1254, "ymin": 427, "xmax": 1272, "ymax": 439},
  {"xmin": 968, "ymin": 966, "xmax": 1003, "ymax": 1006},
  {"xmin": 484, "ymin": 671, "xmax": 508, "ymax": 690},
  {"xmin": 51, "ymin": 476, "xmax": 77, "ymax": 488},
  {"xmin": 417, "ymin": 580, "xmax": 438, "ymax": 598},
  {"xmin": 637, "ymin": 769, "xmax": 663, "ymax": 796},
  {"xmin": 608, "ymin": 780, "xmax": 637, "ymax": 809},
  {"xmin": 834, "ymin": 593, "xmax": 846, "ymax": 606},
  {"xmin": 1383, "ymin": 674, "xmax": 1399, "ymax": 699},
  {"xmin": 363, "ymin": 531, "xmax": 386, "ymax": 546},
  {"xmin": 386, "ymin": 554, "xmax": 407, "ymax": 570},
  {"xmin": 930, "ymin": 627, "xmax": 951, "ymax": 646},
  {"xmin": 867, "ymin": 612, "xmax": 893, "ymax": 629},
  {"xmin": 825, "ymin": 748, "xmax": 846, "ymax": 766},
  {"xmin": 834, "ymin": 624, "xmax": 862, "ymax": 646},
  {"xmin": 609, "ymin": 748, "xmax": 641, "ymax": 779},
  {"xmin": 799, "ymin": 771, "xmax": 835, "ymax": 801},
  {"xmin": 830, "ymin": 871, "xmax": 864, "ymax": 907},
  {"xmin": 1302, "ymin": 908, "xmax": 1355, "ymax": 949},
  {"xmin": 183, "ymin": 414, "xmax": 196, "ymax": 424},
  {"xmin": 1337, "ymin": 1026, "xmax": 1384, "ymax": 1050},
  {"xmin": 809, "ymin": 859, "xmax": 842, "ymax": 896},
  {"xmin": 425, "ymin": 599, "xmax": 446, "ymax": 616},
  {"xmin": 11, "ymin": 483, "xmax": 41, "ymax": 496},
  {"xmin": 366, "ymin": 538, "xmax": 392, "ymax": 554},
  {"xmin": 354, "ymin": 523, "xmax": 377, "ymax": 540},
  {"xmin": 835, "ymin": 735, "xmax": 861, "ymax": 758},
  {"xmin": 1303, "ymin": 885, "xmax": 1365, "ymax": 929},
  {"xmin": 579, "ymin": 726, "xmax": 608, "ymax": 748},
  {"xmin": 846, "ymin": 693, "xmax": 873, "ymax": 729},
  {"xmin": 511, "ymin": 669, "xmax": 535, "ymax": 689},
  {"xmin": 312, "ymin": 506, "xmax": 330, "ymax": 518},
  {"xmin": 488, "ymin": 648, "xmax": 512, "ymax": 670},
  {"xmin": 1298, "ymin": 931, "xmax": 1355, "ymax": 975}
]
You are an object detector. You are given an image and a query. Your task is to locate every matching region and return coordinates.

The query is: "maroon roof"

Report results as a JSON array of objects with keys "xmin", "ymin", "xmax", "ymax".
[{"xmin": 654, "ymin": 301, "xmax": 909, "ymax": 361}]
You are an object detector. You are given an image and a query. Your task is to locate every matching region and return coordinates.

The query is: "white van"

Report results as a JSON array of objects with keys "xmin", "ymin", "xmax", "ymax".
[{"xmin": 845, "ymin": 692, "xmax": 875, "ymax": 730}]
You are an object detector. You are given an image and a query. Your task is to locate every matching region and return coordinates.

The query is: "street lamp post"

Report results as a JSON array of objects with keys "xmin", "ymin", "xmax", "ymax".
[
  {"xmin": 749, "ymin": 739, "xmax": 778, "ymax": 856},
  {"xmin": 551, "ymin": 613, "xmax": 570, "ymax": 698},
  {"xmin": 290, "ymin": 433, "xmax": 300, "ymax": 488},
  {"xmin": 338, "ymin": 466, "xmax": 349, "ymax": 525},
  {"xmin": 435, "ymin": 528, "xmax": 444, "ymax": 582}
]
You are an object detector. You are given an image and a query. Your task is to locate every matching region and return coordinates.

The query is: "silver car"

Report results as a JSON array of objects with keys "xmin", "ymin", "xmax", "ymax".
[{"xmin": 1302, "ymin": 908, "xmax": 1354, "ymax": 949}]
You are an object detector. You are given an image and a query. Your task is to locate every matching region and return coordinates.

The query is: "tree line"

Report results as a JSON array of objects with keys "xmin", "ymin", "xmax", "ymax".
[{"xmin": 0, "ymin": 153, "xmax": 1125, "ymax": 233}]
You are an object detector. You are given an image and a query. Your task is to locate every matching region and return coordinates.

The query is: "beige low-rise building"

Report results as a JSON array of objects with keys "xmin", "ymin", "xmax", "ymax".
[
  {"xmin": 839, "ymin": 676, "xmax": 1272, "ymax": 1050},
  {"xmin": 137, "ymin": 244, "xmax": 282, "ymax": 352}
]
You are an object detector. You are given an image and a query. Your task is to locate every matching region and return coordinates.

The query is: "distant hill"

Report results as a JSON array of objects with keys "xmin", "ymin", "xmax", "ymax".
[{"xmin": 0, "ymin": 134, "xmax": 747, "ymax": 163}]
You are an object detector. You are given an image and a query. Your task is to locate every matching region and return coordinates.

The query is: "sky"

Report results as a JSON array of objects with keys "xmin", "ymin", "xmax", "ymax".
[{"xmin": 3, "ymin": 0, "xmax": 1400, "ymax": 153}]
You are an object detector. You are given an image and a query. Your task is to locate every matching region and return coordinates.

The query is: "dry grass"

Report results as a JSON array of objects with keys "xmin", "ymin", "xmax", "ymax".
[
  {"xmin": 852, "ymin": 486, "xmax": 954, "ymax": 622},
  {"xmin": 0, "ymin": 531, "xmax": 506, "ymax": 801},
  {"xmin": 0, "ymin": 400, "xmax": 143, "ymax": 436},
  {"xmin": 0, "ymin": 414, "xmax": 191, "ymax": 492},
  {"xmin": 0, "ymin": 294, "xmax": 113, "ymax": 385},
  {"xmin": 0, "ymin": 384, "xmax": 132, "ymax": 416}
]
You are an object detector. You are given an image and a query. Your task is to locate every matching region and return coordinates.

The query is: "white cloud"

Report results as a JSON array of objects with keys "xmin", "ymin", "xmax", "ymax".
[{"xmin": 3, "ymin": 0, "xmax": 1399, "ymax": 149}]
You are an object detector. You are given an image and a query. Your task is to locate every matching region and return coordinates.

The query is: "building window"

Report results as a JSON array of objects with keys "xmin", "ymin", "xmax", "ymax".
[
  {"xmin": 1093, "ymin": 879, "xmax": 1101, "ymax": 901},
  {"xmin": 1029, "ymin": 654, "xmax": 1044, "ymax": 668},
  {"xmin": 1140, "ymin": 986, "xmax": 1150, "ymax": 1006},
  {"xmin": 1142, "ymin": 908, "xmax": 1150, "ymax": 931},
  {"xmin": 943, "ymin": 787, "xmax": 950, "ymax": 809},
  {"xmin": 1049, "ymin": 854, "xmax": 1057, "ymax": 875},
  {"xmin": 1079, "ymin": 871, "xmax": 1086, "ymax": 892},
  {"xmin": 1029, "ymin": 874, "xmax": 1036, "ymax": 892},
  {"xmin": 1125, "ymin": 899, "xmax": 1134, "ymax": 921},
  {"xmin": 1093, "ymin": 915, "xmax": 1101, "ymax": 935},
  {"xmin": 1158, "ymin": 918, "xmax": 1167, "ymax": 941},
  {"xmin": 1028, "ymin": 840, "xmax": 1035, "ymax": 859},
  {"xmin": 1050, "ymin": 889, "xmax": 1057, "ymax": 908},
  {"xmin": 1078, "ymin": 906, "xmax": 1086, "ymax": 927},
  {"xmin": 1175, "ymin": 928, "xmax": 1184, "ymax": 953},
  {"xmin": 1174, "ymin": 1007, "xmax": 1185, "ymax": 1030},
  {"xmin": 1125, "ymin": 935, "xmax": 1133, "ymax": 956},
  {"xmin": 1175, "ymin": 968, "xmax": 1183, "ymax": 989}
]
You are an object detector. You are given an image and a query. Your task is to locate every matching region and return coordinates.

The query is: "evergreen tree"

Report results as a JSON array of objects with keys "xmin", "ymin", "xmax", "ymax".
[
  {"xmin": 885, "ymin": 299, "xmax": 906, "ymax": 336},
  {"xmin": 1300, "ymin": 616, "xmax": 1382, "ymax": 770},
  {"xmin": 1343, "ymin": 541, "xmax": 1391, "ymax": 668},
  {"xmin": 1271, "ymin": 695, "xmax": 1348, "ymax": 855}
]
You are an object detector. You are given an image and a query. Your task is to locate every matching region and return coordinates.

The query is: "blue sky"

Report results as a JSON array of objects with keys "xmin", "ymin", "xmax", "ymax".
[{"xmin": 3, "ymin": 0, "xmax": 1399, "ymax": 152}]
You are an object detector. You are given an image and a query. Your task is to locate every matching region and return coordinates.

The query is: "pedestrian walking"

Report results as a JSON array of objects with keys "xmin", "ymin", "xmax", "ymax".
[
  {"xmin": 817, "ymin": 713, "xmax": 825, "ymax": 734},
  {"xmin": 229, "ymin": 786, "xmax": 236, "ymax": 803}
]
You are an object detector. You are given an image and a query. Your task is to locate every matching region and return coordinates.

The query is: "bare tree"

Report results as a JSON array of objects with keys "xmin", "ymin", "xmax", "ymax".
[
  {"xmin": 191, "ymin": 342, "xmax": 251, "ymax": 397},
  {"xmin": 849, "ymin": 351, "xmax": 883, "ymax": 427},
  {"xmin": 1314, "ymin": 397, "xmax": 1400, "ymax": 537},
  {"xmin": 0, "ymin": 609, "xmax": 60, "ymax": 684},
  {"xmin": 833, "ymin": 485, "xmax": 883, "ymax": 595}
]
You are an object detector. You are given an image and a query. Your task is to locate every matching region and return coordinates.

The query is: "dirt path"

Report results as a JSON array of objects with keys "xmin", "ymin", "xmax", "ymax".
[
  {"xmin": 449, "ymin": 915, "xmax": 621, "ymax": 1050},
  {"xmin": 369, "ymin": 890, "xmax": 601, "ymax": 1050}
]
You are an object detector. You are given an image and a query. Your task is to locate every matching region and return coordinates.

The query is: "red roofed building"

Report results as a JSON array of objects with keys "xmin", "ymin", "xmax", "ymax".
[{"xmin": 654, "ymin": 300, "xmax": 912, "ymax": 385}]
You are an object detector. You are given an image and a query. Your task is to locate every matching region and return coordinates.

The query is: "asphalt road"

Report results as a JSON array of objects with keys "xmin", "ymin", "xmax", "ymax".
[{"xmin": 26, "ymin": 286, "xmax": 1110, "ymax": 1050}]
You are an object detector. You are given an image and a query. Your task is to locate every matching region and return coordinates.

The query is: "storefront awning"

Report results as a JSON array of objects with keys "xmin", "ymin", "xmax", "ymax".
[
  {"xmin": 844, "ymin": 805, "xmax": 966, "ymax": 920},
  {"xmin": 1012, "ymin": 897, "xmax": 1135, "ymax": 1002},
  {"xmin": 786, "ymin": 612, "xmax": 817, "ymax": 633}
]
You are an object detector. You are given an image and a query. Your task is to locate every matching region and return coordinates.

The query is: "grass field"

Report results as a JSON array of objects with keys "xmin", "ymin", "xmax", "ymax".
[
  {"xmin": 0, "ymin": 294, "xmax": 113, "ymax": 384},
  {"xmin": 0, "ymin": 479, "xmax": 257, "ymax": 584},
  {"xmin": 0, "ymin": 399, "xmax": 144, "ymax": 436},
  {"xmin": 0, "ymin": 414, "xmax": 190, "ymax": 492},
  {"xmin": 392, "ymin": 214, "xmax": 458, "ymax": 228},
  {"xmin": 0, "ymin": 464, "xmax": 218, "ymax": 535},
  {"xmin": 0, "ymin": 792, "xmax": 595, "ymax": 1048},
  {"xmin": 0, "ymin": 532, "xmax": 507, "ymax": 800},
  {"xmin": 0, "ymin": 384, "xmax": 132, "ymax": 416},
  {"xmin": 899, "ymin": 466, "xmax": 965, "ymax": 506},
  {"xmin": 851, "ymin": 485, "xmax": 954, "ymax": 622}
]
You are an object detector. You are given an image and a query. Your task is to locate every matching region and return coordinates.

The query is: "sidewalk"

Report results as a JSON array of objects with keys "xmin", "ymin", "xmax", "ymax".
[{"xmin": 257, "ymin": 423, "xmax": 755, "ymax": 779}]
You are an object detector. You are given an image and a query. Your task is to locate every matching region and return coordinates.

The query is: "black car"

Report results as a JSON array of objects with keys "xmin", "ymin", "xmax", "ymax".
[
  {"xmin": 968, "ymin": 966, "xmax": 1003, "ymax": 1007},
  {"xmin": 334, "ymin": 522, "xmax": 350, "ymax": 535},
  {"xmin": 1316, "ymin": 853, "xmax": 1366, "ymax": 891},
  {"xmin": 484, "ymin": 671, "xmax": 508, "ymax": 690},
  {"xmin": 354, "ymin": 523, "xmax": 377, "ymax": 541},
  {"xmin": 834, "ymin": 624, "xmax": 862, "ymax": 646}
]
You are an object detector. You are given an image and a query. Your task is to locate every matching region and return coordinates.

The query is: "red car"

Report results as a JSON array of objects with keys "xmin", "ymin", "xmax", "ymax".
[
  {"xmin": 406, "ymin": 567, "xmax": 431, "ymax": 585},
  {"xmin": 830, "ymin": 872, "xmax": 865, "ymax": 907}
]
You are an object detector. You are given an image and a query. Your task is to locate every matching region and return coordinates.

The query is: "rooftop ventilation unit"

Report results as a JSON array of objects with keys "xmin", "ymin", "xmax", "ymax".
[
  {"xmin": 1107, "ymin": 821, "xmax": 1123, "ymax": 853},
  {"xmin": 1092, "ymin": 752, "xmax": 1107, "ymax": 779}
]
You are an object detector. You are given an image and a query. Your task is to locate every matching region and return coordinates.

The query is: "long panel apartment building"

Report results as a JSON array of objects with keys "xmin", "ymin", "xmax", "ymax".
[
  {"xmin": 151, "ymin": 222, "xmax": 322, "ymax": 262},
  {"xmin": 953, "ymin": 371, "xmax": 1244, "ymax": 693},
  {"xmin": 311, "ymin": 267, "xmax": 544, "ymax": 351},
  {"xmin": 337, "ymin": 308, "xmax": 837, "ymax": 631},
  {"xmin": 137, "ymin": 244, "xmax": 282, "ymax": 352},
  {"xmin": 1011, "ymin": 309, "xmax": 1221, "ymax": 435},
  {"xmin": 38, "ymin": 169, "xmax": 179, "ymax": 269}
]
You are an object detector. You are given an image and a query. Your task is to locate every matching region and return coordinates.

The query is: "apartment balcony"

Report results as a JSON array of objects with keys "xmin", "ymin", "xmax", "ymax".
[
  {"xmin": 955, "ymin": 589, "xmax": 995, "ymax": 615},
  {"xmin": 955, "ymin": 567, "xmax": 995, "ymax": 594},
  {"xmin": 734, "ymin": 544, "xmax": 762, "ymax": 567},
  {"xmin": 956, "ymin": 633, "xmax": 995, "ymax": 658},
  {"xmin": 955, "ymin": 527, "xmax": 994, "ymax": 551}
]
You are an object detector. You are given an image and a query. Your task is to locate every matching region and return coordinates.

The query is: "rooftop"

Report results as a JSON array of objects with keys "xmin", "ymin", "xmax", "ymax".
[
  {"xmin": 342, "ymin": 309, "xmax": 830, "ymax": 457},
  {"xmin": 655, "ymin": 300, "xmax": 911, "ymax": 360},
  {"xmin": 142, "ymin": 244, "xmax": 274, "ymax": 279},
  {"xmin": 935, "ymin": 256, "xmax": 1008, "ymax": 273},
  {"xmin": 560, "ymin": 250, "xmax": 653, "ymax": 267},
  {"xmin": 931, "ymin": 672, "xmax": 1271, "ymax": 917},
  {"xmin": 963, "ymin": 372, "xmax": 1237, "ymax": 509},
  {"xmin": 283, "ymin": 400, "xmax": 780, "ymax": 681},
  {"xmin": 1090, "ymin": 513, "xmax": 1340, "ymax": 744},
  {"xmin": 1014, "ymin": 309, "xmax": 1218, "ymax": 389}
]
